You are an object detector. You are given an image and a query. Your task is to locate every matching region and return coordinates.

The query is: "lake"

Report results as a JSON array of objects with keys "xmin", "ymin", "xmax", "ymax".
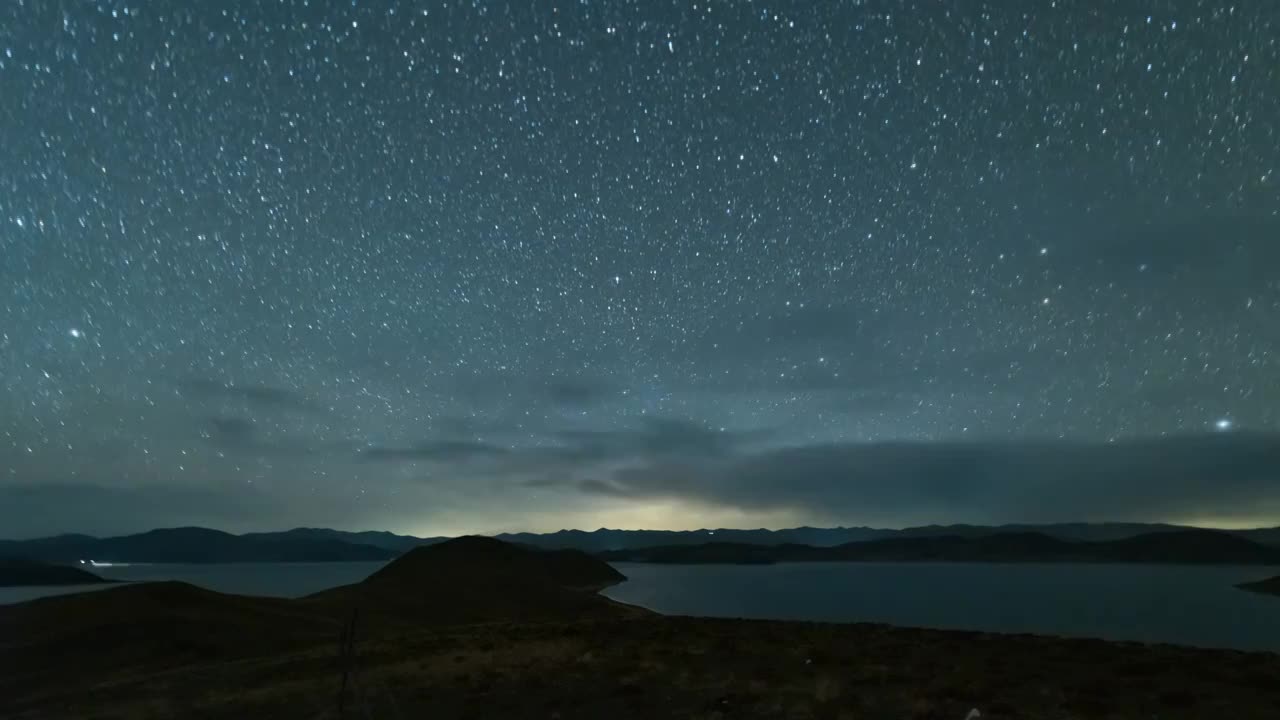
[
  {"xmin": 604, "ymin": 562, "xmax": 1280, "ymax": 652},
  {"xmin": 5, "ymin": 560, "xmax": 1280, "ymax": 652},
  {"xmin": 0, "ymin": 561, "xmax": 388, "ymax": 605}
]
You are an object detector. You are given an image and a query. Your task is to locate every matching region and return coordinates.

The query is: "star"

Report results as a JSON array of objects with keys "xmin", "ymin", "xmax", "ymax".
[{"xmin": 0, "ymin": 1, "xmax": 1275, "ymax": 536}]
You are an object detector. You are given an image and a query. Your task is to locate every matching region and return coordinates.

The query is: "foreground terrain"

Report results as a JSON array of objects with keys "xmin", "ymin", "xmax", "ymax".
[
  {"xmin": 4, "ymin": 538, "xmax": 1280, "ymax": 719},
  {"xmin": 1239, "ymin": 575, "xmax": 1280, "ymax": 597},
  {"xmin": 0, "ymin": 557, "xmax": 110, "ymax": 587}
]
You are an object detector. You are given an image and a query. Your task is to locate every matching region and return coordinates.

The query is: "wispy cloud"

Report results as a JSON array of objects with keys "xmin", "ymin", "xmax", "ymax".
[
  {"xmin": 359, "ymin": 440, "xmax": 512, "ymax": 463},
  {"xmin": 585, "ymin": 432, "xmax": 1280, "ymax": 526},
  {"xmin": 179, "ymin": 379, "xmax": 326, "ymax": 413}
]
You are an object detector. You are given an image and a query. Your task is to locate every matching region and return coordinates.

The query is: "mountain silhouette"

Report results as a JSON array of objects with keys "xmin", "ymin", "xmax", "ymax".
[{"xmin": 599, "ymin": 530, "xmax": 1280, "ymax": 565}]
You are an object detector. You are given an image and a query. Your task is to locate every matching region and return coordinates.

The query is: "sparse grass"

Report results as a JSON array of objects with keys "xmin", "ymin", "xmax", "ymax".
[{"xmin": 15, "ymin": 615, "xmax": 1279, "ymax": 720}]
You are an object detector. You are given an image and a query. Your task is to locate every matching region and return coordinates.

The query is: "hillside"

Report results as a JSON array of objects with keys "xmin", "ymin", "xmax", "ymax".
[
  {"xmin": 1, "ymin": 536, "xmax": 638, "ymax": 716},
  {"xmin": 7, "ymin": 591, "xmax": 1280, "ymax": 719},
  {"xmin": 1094, "ymin": 529, "xmax": 1280, "ymax": 564},
  {"xmin": 309, "ymin": 536, "xmax": 635, "ymax": 626},
  {"xmin": 1237, "ymin": 575, "xmax": 1280, "ymax": 597},
  {"xmin": 0, "ymin": 558, "xmax": 111, "ymax": 587},
  {"xmin": 600, "ymin": 530, "xmax": 1280, "ymax": 565}
]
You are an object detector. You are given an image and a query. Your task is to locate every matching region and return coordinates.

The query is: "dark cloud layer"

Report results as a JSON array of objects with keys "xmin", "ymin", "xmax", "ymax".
[
  {"xmin": 179, "ymin": 380, "xmax": 324, "ymax": 414},
  {"xmin": 201, "ymin": 416, "xmax": 351, "ymax": 459},
  {"xmin": 6, "ymin": 428, "xmax": 1278, "ymax": 537},
  {"xmin": 448, "ymin": 373, "xmax": 623, "ymax": 409},
  {"xmin": 353, "ymin": 417, "xmax": 1280, "ymax": 527},
  {"xmin": 592, "ymin": 432, "xmax": 1280, "ymax": 525},
  {"xmin": 360, "ymin": 440, "xmax": 511, "ymax": 463}
]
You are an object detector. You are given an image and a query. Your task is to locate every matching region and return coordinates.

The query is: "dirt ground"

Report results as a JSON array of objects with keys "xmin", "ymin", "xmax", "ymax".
[{"xmin": 12, "ymin": 614, "xmax": 1280, "ymax": 720}]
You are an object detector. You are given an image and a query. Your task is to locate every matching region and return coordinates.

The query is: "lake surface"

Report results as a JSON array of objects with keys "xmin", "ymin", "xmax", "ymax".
[
  {"xmin": 6, "ymin": 560, "xmax": 1280, "ymax": 652},
  {"xmin": 604, "ymin": 562, "xmax": 1280, "ymax": 652},
  {"xmin": 0, "ymin": 561, "xmax": 388, "ymax": 605}
]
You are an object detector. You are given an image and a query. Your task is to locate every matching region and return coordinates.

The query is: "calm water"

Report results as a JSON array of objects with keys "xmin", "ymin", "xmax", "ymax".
[
  {"xmin": 6, "ymin": 560, "xmax": 1280, "ymax": 651},
  {"xmin": 604, "ymin": 562, "xmax": 1280, "ymax": 652},
  {"xmin": 0, "ymin": 561, "xmax": 387, "ymax": 605}
]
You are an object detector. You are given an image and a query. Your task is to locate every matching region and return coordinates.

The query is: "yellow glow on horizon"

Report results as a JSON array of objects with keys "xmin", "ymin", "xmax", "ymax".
[
  {"xmin": 1163, "ymin": 514, "xmax": 1280, "ymax": 530},
  {"xmin": 402, "ymin": 499, "xmax": 814, "ymax": 538}
]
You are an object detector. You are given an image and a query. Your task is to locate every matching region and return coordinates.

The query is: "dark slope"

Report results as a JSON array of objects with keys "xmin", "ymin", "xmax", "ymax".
[
  {"xmin": 1096, "ymin": 529, "xmax": 1280, "ymax": 564},
  {"xmin": 601, "ymin": 530, "xmax": 1280, "ymax": 565},
  {"xmin": 0, "ymin": 558, "xmax": 111, "ymax": 587},
  {"xmin": 0, "ymin": 581, "xmax": 342, "ymax": 693},
  {"xmin": 1236, "ymin": 527, "xmax": 1280, "ymax": 548},
  {"xmin": 1237, "ymin": 575, "xmax": 1280, "ymax": 597},
  {"xmin": 309, "ymin": 536, "xmax": 636, "ymax": 626},
  {"xmin": 835, "ymin": 532, "xmax": 1079, "ymax": 561},
  {"xmin": 0, "ymin": 537, "xmax": 638, "ymax": 713}
]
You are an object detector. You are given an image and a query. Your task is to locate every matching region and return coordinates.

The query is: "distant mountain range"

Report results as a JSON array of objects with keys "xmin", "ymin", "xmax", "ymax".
[
  {"xmin": 0, "ymin": 527, "xmax": 402, "ymax": 564},
  {"xmin": 597, "ymin": 530, "xmax": 1280, "ymax": 566},
  {"xmin": 4, "ymin": 522, "xmax": 1280, "ymax": 564},
  {"xmin": 493, "ymin": 523, "xmax": 1280, "ymax": 551}
]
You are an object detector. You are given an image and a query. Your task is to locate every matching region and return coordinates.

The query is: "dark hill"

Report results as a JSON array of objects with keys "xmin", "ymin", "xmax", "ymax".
[
  {"xmin": 834, "ymin": 532, "xmax": 1079, "ymax": 562},
  {"xmin": 362, "ymin": 535, "xmax": 625, "ymax": 588},
  {"xmin": 93, "ymin": 527, "xmax": 398, "ymax": 562},
  {"xmin": 1237, "ymin": 575, "xmax": 1280, "ymax": 597},
  {"xmin": 0, "ymin": 537, "xmax": 638, "ymax": 707},
  {"xmin": 0, "ymin": 558, "xmax": 111, "ymax": 587},
  {"xmin": 0, "ymin": 581, "xmax": 341, "ymax": 689},
  {"xmin": 311, "ymin": 536, "xmax": 635, "ymax": 626},
  {"xmin": 1093, "ymin": 529, "xmax": 1280, "ymax": 564}
]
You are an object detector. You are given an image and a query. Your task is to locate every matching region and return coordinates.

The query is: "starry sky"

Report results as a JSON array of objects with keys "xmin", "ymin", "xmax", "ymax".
[{"xmin": 2, "ymin": 1, "xmax": 1279, "ymax": 539}]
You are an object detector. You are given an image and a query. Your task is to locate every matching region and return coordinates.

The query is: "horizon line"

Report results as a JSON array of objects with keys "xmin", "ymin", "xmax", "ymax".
[{"xmin": 7, "ymin": 519, "xmax": 1280, "ymax": 543}]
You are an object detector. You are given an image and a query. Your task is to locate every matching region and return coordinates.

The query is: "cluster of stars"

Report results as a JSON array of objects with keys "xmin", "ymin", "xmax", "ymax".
[{"xmin": 0, "ymin": 0, "xmax": 1277, "ymax": 534}]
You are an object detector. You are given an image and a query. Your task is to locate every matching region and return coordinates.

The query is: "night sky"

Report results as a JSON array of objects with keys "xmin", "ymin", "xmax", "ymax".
[{"xmin": 2, "ymin": 1, "xmax": 1279, "ymax": 539}]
